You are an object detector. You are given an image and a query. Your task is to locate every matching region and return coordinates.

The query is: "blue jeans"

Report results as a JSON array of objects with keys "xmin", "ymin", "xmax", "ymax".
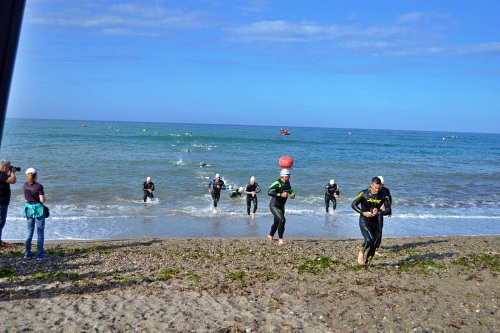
[
  {"xmin": 25, "ymin": 214, "xmax": 46, "ymax": 256},
  {"xmin": 0, "ymin": 204, "xmax": 8, "ymax": 243}
]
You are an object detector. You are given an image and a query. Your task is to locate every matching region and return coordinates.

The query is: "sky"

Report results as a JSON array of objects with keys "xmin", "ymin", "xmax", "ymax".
[{"xmin": 6, "ymin": 0, "xmax": 500, "ymax": 133}]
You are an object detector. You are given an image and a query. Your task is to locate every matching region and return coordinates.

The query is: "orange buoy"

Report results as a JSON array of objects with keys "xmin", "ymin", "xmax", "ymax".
[{"xmin": 279, "ymin": 156, "xmax": 293, "ymax": 168}]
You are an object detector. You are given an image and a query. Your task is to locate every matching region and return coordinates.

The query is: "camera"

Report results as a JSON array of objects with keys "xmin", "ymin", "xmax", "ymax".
[{"xmin": 9, "ymin": 166, "xmax": 21, "ymax": 172}]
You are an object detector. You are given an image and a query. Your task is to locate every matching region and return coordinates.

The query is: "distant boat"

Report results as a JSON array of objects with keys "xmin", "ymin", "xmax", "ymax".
[{"xmin": 280, "ymin": 128, "xmax": 291, "ymax": 136}]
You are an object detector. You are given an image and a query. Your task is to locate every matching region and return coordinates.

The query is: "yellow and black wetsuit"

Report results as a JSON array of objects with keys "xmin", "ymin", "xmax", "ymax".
[
  {"xmin": 268, "ymin": 178, "xmax": 294, "ymax": 239},
  {"xmin": 351, "ymin": 188, "xmax": 391, "ymax": 264}
]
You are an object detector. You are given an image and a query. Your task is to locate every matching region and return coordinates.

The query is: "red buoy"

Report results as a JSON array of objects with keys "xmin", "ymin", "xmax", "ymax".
[{"xmin": 279, "ymin": 156, "xmax": 293, "ymax": 168}]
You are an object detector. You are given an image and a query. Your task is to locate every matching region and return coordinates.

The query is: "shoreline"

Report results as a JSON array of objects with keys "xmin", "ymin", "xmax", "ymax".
[{"xmin": 1, "ymin": 235, "xmax": 499, "ymax": 332}]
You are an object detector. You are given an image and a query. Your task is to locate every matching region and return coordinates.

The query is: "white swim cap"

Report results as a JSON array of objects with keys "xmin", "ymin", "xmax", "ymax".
[
  {"xmin": 239, "ymin": 187, "xmax": 243, "ymax": 191},
  {"xmin": 147, "ymin": 177, "xmax": 151, "ymax": 181},
  {"xmin": 26, "ymin": 167, "xmax": 37, "ymax": 175},
  {"xmin": 329, "ymin": 179, "xmax": 334, "ymax": 185},
  {"xmin": 250, "ymin": 176, "xmax": 255, "ymax": 182},
  {"xmin": 215, "ymin": 173, "xmax": 220, "ymax": 178},
  {"xmin": 280, "ymin": 169, "xmax": 290, "ymax": 177},
  {"xmin": 378, "ymin": 176, "xmax": 384, "ymax": 184}
]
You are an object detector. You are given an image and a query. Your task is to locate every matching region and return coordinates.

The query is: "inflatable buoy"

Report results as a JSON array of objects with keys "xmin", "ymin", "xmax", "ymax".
[{"xmin": 279, "ymin": 156, "xmax": 293, "ymax": 168}]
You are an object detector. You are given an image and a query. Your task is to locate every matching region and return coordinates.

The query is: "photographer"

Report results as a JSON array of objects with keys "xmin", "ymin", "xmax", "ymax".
[{"xmin": 0, "ymin": 159, "xmax": 19, "ymax": 249}]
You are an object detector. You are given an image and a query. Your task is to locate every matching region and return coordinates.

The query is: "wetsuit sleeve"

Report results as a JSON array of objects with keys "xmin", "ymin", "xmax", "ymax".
[
  {"xmin": 243, "ymin": 185, "xmax": 251, "ymax": 195},
  {"xmin": 268, "ymin": 181, "xmax": 281, "ymax": 197},
  {"xmin": 221, "ymin": 183, "xmax": 226, "ymax": 190},
  {"xmin": 255, "ymin": 184, "xmax": 261, "ymax": 193},
  {"xmin": 289, "ymin": 186, "xmax": 295, "ymax": 196},
  {"xmin": 151, "ymin": 183, "xmax": 155, "ymax": 191},
  {"xmin": 351, "ymin": 191, "xmax": 365, "ymax": 214},
  {"xmin": 142, "ymin": 182, "xmax": 147, "ymax": 191},
  {"xmin": 380, "ymin": 195, "xmax": 392, "ymax": 216},
  {"xmin": 208, "ymin": 180, "xmax": 213, "ymax": 190}
]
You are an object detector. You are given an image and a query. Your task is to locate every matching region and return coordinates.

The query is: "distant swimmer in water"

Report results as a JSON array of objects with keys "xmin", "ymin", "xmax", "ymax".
[
  {"xmin": 229, "ymin": 187, "xmax": 243, "ymax": 198},
  {"xmin": 200, "ymin": 163, "xmax": 211, "ymax": 168},
  {"xmin": 143, "ymin": 177, "xmax": 155, "ymax": 202},
  {"xmin": 244, "ymin": 176, "xmax": 261, "ymax": 218},
  {"xmin": 208, "ymin": 173, "xmax": 226, "ymax": 213}
]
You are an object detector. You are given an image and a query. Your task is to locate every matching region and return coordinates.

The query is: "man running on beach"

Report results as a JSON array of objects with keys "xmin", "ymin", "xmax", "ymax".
[
  {"xmin": 375, "ymin": 175, "xmax": 392, "ymax": 255},
  {"xmin": 268, "ymin": 169, "xmax": 295, "ymax": 245},
  {"xmin": 351, "ymin": 176, "xmax": 391, "ymax": 265},
  {"xmin": 324, "ymin": 179, "xmax": 340, "ymax": 213},
  {"xmin": 208, "ymin": 173, "xmax": 226, "ymax": 213},
  {"xmin": 244, "ymin": 176, "xmax": 261, "ymax": 218}
]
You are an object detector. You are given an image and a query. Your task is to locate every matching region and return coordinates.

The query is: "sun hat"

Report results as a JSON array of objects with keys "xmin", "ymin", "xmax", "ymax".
[
  {"xmin": 329, "ymin": 179, "xmax": 334, "ymax": 185},
  {"xmin": 26, "ymin": 167, "xmax": 37, "ymax": 175},
  {"xmin": 280, "ymin": 169, "xmax": 290, "ymax": 177}
]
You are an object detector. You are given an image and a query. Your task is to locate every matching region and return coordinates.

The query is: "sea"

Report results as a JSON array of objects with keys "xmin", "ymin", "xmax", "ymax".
[{"xmin": 1, "ymin": 118, "xmax": 499, "ymax": 241}]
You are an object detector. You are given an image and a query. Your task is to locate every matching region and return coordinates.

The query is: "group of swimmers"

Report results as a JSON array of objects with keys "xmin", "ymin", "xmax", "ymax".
[{"xmin": 143, "ymin": 170, "xmax": 392, "ymax": 266}]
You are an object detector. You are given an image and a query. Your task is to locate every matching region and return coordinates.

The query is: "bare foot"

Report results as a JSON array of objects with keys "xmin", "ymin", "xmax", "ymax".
[
  {"xmin": 251, "ymin": 213, "xmax": 255, "ymax": 219},
  {"xmin": 267, "ymin": 235, "xmax": 273, "ymax": 241},
  {"xmin": 213, "ymin": 208, "xmax": 217, "ymax": 214},
  {"xmin": 358, "ymin": 250, "xmax": 364, "ymax": 265},
  {"xmin": 278, "ymin": 239, "xmax": 285, "ymax": 245}
]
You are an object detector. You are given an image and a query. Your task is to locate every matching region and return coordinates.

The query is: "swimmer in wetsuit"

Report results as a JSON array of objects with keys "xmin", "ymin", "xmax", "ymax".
[
  {"xmin": 244, "ymin": 176, "xmax": 261, "ymax": 218},
  {"xmin": 268, "ymin": 169, "xmax": 295, "ymax": 245},
  {"xmin": 208, "ymin": 173, "xmax": 226, "ymax": 213},
  {"xmin": 143, "ymin": 177, "xmax": 155, "ymax": 202},
  {"xmin": 325, "ymin": 179, "xmax": 340, "ymax": 213},
  {"xmin": 351, "ymin": 177, "xmax": 391, "ymax": 266},
  {"xmin": 229, "ymin": 187, "xmax": 243, "ymax": 198}
]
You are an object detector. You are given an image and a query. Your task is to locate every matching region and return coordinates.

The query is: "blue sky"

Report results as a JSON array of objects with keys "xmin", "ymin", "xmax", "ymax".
[{"xmin": 7, "ymin": 0, "xmax": 500, "ymax": 133}]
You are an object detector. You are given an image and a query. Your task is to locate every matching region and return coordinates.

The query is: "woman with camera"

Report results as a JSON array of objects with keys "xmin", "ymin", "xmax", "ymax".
[
  {"xmin": 0, "ymin": 159, "xmax": 18, "ymax": 249},
  {"xmin": 22, "ymin": 167, "xmax": 49, "ymax": 260}
]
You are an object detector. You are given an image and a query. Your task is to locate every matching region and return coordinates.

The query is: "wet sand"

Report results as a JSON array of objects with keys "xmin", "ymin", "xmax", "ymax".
[{"xmin": 1, "ymin": 236, "xmax": 498, "ymax": 332}]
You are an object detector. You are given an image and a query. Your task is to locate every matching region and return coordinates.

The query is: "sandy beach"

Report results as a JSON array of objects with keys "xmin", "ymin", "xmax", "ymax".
[{"xmin": 0, "ymin": 236, "xmax": 498, "ymax": 332}]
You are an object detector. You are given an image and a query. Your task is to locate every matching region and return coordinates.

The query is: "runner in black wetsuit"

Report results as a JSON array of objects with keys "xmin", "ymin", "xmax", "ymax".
[
  {"xmin": 143, "ymin": 177, "xmax": 155, "ymax": 202},
  {"xmin": 324, "ymin": 179, "xmax": 340, "ymax": 213},
  {"xmin": 208, "ymin": 173, "xmax": 226, "ymax": 213},
  {"xmin": 351, "ymin": 177, "xmax": 391, "ymax": 266},
  {"xmin": 244, "ymin": 176, "xmax": 261, "ymax": 218},
  {"xmin": 268, "ymin": 169, "xmax": 295, "ymax": 245},
  {"xmin": 375, "ymin": 175, "xmax": 392, "ymax": 254}
]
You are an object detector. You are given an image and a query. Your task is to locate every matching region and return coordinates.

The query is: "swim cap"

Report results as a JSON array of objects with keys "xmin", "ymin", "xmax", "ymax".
[
  {"xmin": 250, "ymin": 176, "xmax": 255, "ymax": 182},
  {"xmin": 215, "ymin": 173, "xmax": 220, "ymax": 178},
  {"xmin": 147, "ymin": 177, "xmax": 151, "ymax": 181},
  {"xmin": 26, "ymin": 167, "xmax": 37, "ymax": 175},
  {"xmin": 239, "ymin": 187, "xmax": 243, "ymax": 191},
  {"xmin": 329, "ymin": 179, "xmax": 334, "ymax": 185},
  {"xmin": 378, "ymin": 176, "xmax": 384, "ymax": 184},
  {"xmin": 280, "ymin": 169, "xmax": 290, "ymax": 177}
]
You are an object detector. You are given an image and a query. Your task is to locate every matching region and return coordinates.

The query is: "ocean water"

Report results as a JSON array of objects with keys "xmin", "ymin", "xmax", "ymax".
[{"xmin": 1, "ymin": 118, "xmax": 499, "ymax": 240}]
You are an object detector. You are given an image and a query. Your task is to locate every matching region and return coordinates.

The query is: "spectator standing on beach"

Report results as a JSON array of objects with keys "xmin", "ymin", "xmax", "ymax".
[
  {"xmin": 0, "ymin": 159, "xmax": 17, "ymax": 249},
  {"xmin": 268, "ymin": 169, "xmax": 295, "ymax": 245},
  {"xmin": 143, "ymin": 177, "xmax": 155, "ymax": 202},
  {"xmin": 375, "ymin": 175, "xmax": 392, "ymax": 255},
  {"xmin": 244, "ymin": 176, "xmax": 261, "ymax": 218},
  {"xmin": 208, "ymin": 173, "xmax": 226, "ymax": 213},
  {"xmin": 324, "ymin": 179, "xmax": 340, "ymax": 213},
  {"xmin": 22, "ymin": 168, "xmax": 49, "ymax": 260},
  {"xmin": 351, "ymin": 176, "xmax": 391, "ymax": 266}
]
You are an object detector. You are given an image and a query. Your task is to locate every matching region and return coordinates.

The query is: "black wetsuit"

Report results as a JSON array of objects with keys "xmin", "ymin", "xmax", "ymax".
[
  {"xmin": 324, "ymin": 183, "xmax": 339, "ymax": 212},
  {"xmin": 351, "ymin": 188, "xmax": 391, "ymax": 264},
  {"xmin": 143, "ymin": 182, "xmax": 155, "ymax": 202},
  {"xmin": 244, "ymin": 182, "xmax": 261, "ymax": 215},
  {"xmin": 209, "ymin": 179, "xmax": 226, "ymax": 208},
  {"xmin": 268, "ymin": 179, "xmax": 294, "ymax": 239},
  {"xmin": 375, "ymin": 186, "xmax": 392, "ymax": 249}
]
